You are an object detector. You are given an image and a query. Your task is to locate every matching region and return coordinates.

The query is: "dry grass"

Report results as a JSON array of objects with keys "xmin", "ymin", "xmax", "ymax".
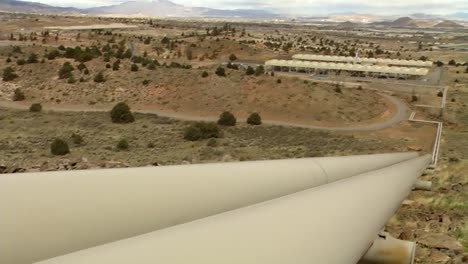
[
  {"xmin": 0, "ymin": 107, "xmax": 409, "ymax": 168},
  {"xmin": 0, "ymin": 43, "xmax": 389, "ymax": 126}
]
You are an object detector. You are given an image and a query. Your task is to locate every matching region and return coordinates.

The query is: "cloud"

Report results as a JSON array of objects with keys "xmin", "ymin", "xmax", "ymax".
[{"xmin": 20, "ymin": 0, "xmax": 468, "ymax": 15}]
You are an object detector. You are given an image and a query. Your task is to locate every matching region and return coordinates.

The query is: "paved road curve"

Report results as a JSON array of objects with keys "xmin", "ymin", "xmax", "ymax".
[{"xmin": 0, "ymin": 93, "xmax": 408, "ymax": 132}]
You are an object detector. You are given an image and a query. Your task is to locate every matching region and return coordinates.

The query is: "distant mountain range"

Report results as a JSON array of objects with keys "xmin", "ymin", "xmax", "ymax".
[
  {"xmin": 0, "ymin": 0, "xmax": 278, "ymax": 18},
  {"xmin": 0, "ymin": 0, "xmax": 467, "ymax": 23},
  {"xmin": 433, "ymin": 20, "xmax": 464, "ymax": 28},
  {"xmin": 370, "ymin": 16, "xmax": 464, "ymax": 28},
  {"xmin": 87, "ymin": 0, "xmax": 276, "ymax": 18},
  {"xmin": 0, "ymin": 0, "xmax": 82, "ymax": 14},
  {"xmin": 448, "ymin": 12, "xmax": 468, "ymax": 19}
]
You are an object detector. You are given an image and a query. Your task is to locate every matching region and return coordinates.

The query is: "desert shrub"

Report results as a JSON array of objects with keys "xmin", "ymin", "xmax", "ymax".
[
  {"xmin": 147, "ymin": 142, "xmax": 155, "ymax": 148},
  {"xmin": 47, "ymin": 50, "xmax": 60, "ymax": 60},
  {"xmin": 93, "ymin": 72, "xmax": 105, "ymax": 83},
  {"xmin": 247, "ymin": 112, "xmax": 262, "ymax": 125},
  {"xmin": 50, "ymin": 138, "xmax": 70, "ymax": 156},
  {"xmin": 77, "ymin": 62, "xmax": 87, "ymax": 71},
  {"xmin": 357, "ymin": 86, "xmax": 363, "ymax": 90},
  {"xmin": 131, "ymin": 64, "xmax": 139, "ymax": 72},
  {"xmin": 63, "ymin": 46, "xmax": 101, "ymax": 62},
  {"xmin": 217, "ymin": 111, "xmax": 236, "ymax": 126},
  {"xmin": 12, "ymin": 46, "xmax": 22, "ymax": 53},
  {"xmin": 202, "ymin": 71, "xmax": 209, "ymax": 78},
  {"xmin": 255, "ymin": 65, "xmax": 265, "ymax": 76},
  {"xmin": 27, "ymin": 53, "xmax": 38, "ymax": 63},
  {"xmin": 116, "ymin": 139, "xmax": 129, "ymax": 150},
  {"xmin": 112, "ymin": 60, "xmax": 120, "ymax": 71},
  {"xmin": 29, "ymin": 103, "xmax": 42, "ymax": 112},
  {"xmin": 142, "ymin": 79, "xmax": 150, "ymax": 85},
  {"xmin": 16, "ymin": 59, "xmax": 26, "ymax": 65},
  {"xmin": 2, "ymin": 67, "xmax": 18, "ymax": 81},
  {"xmin": 229, "ymin": 54, "xmax": 237, "ymax": 61},
  {"xmin": 13, "ymin": 88, "xmax": 25, "ymax": 101},
  {"xmin": 437, "ymin": 91, "xmax": 443, "ymax": 97},
  {"xmin": 184, "ymin": 122, "xmax": 220, "ymax": 141},
  {"xmin": 245, "ymin": 66, "xmax": 255, "ymax": 75},
  {"xmin": 124, "ymin": 49, "xmax": 132, "ymax": 59},
  {"xmin": 6, "ymin": 57, "xmax": 12, "ymax": 63},
  {"xmin": 411, "ymin": 95, "xmax": 418, "ymax": 102},
  {"xmin": 334, "ymin": 85, "xmax": 342, "ymax": 93},
  {"xmin": 147, "ymin": 62, "xmax": 156, "ymax": 70},
  {"xmin": 435, "ymin": 61, "xmax": 444, "ymax": 67},
  {"xmin": 67, "ymin": 75, "xmax": 76, "ymax": 84},
  {"xmin": 174, "ymin": 62, "xmax": 191, "ymax": 69},
  {"xmin": 58, "ymin": 62, "xmax": 74, "ymax": 79},
  {"xmin": 71, "ymin": 133, "xmax": 83, "ymax": 145},
  {"xmin": 106, "ymin": 63, "xmax": 111, "ymax": 69},
  {"xmin": 215, "ymin": 66, "xmax": 225, "ymax": 77},
  {"xmin": 277, "ymin": 78, "xmax": 282, "ymax": 84},
  {"xmin": 131, "ymin": 56, "xmax": 144, "ymax": 64},
  {"xmin": 448, "ymin": 59, "xmax": 456, "ymax": 66},
  {"xmin": 206, "ymin": 138, "xmax": 217, "ymax": 147},
  {"xmin": 110, "ymin": 102, "xmax": 135, "ymax": 123},
  {"xmin": 84, "ymin": 68, "xmax": 90, "ymax": 75}
]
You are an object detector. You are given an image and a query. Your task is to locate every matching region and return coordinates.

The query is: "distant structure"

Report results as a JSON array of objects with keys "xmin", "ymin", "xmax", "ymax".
[
  {"xmin": 265, "ymin": 54, "xmax": 432, "ymax": 79},
  {"xmin": 44, "ymin": 24, "xmax": 138, "ymax": 32},
  {"xmin": 265, "ymin": 59, "xmax": 429, "ymax": 79},
  {"xmin": 292, "ymin": 54, "xmax": 433, "ymax": 67}
]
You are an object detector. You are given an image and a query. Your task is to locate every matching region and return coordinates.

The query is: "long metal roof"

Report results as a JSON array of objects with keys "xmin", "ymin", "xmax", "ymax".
[
  {"xmin": 292, "ymin": 54, "xmax": 433, "ymax": 67},
  {"xmin": 265, "ymin": 59, "xmax": 429, "ymax": 76},
  {"xmin": 44, "ymin": 24, "xmax": 138, "ymax": 31}
]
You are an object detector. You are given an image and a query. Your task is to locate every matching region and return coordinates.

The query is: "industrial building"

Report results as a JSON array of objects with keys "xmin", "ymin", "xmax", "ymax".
[
  {"xmin": 292, "ymin": 54, "xmax": 433, "ymax": 68},
  {"xmin": 265, "ymin": 59, "xmax": 430, "ymax": 79}
]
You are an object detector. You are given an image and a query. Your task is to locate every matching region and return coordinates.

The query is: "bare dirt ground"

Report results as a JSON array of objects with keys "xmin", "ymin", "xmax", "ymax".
[
  {"xmin": 0, "ymin": 90, "xmax": 406, "ymax": 131},
  {"xmin": 0, "ymin": 46, "xmax": 392, "ymax": 127}
]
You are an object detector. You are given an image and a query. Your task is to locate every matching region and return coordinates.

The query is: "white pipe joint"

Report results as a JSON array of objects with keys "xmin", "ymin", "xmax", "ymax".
[
  {"xmin": 413, "ymin": 180, "xmax": 432, "ymax": 191},
  {"xmin": 359, "ymin": 232, "xmax": 415, "ymax": 264}
]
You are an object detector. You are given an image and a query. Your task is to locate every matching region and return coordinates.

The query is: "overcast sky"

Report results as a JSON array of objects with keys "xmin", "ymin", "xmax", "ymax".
[{"xmin": 21, "ymin": 0, "xmax": 467, "ymax": 15}]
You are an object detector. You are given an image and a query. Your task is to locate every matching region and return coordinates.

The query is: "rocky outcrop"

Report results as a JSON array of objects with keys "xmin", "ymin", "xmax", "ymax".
[{"xmin": 417, "ymin": 232, "xmax": 464, "ymax": 252}]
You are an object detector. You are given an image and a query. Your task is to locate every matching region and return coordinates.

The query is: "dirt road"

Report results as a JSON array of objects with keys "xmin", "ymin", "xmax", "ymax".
[{"xmin": 0, "ymin": 93, "xmax": 408, "ymax": 131}]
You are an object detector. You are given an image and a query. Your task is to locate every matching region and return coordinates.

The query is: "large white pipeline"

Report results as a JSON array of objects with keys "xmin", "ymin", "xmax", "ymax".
[
  {"xmin": 0, "ymin": 152, "xmax": 417, "ymax": 264},
  {"xmin": 35, "ymin": 155, "xmax": 431, "ymax": 264}
]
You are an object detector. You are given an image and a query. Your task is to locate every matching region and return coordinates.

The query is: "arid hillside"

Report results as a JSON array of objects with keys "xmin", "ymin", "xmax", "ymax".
[{"xmin": 0, "ymin": 33, "xmax": 390, "ymax": 126}]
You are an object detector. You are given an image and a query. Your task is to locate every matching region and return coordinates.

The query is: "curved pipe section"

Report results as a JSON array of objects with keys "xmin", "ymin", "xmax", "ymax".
[
  {"xmin": 0, "ymin": 152, "xmax": 417, "ymax": 264},
  {"xmin": 35, "ymin": 155, "xmax": 431, "ymax": 264}
]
